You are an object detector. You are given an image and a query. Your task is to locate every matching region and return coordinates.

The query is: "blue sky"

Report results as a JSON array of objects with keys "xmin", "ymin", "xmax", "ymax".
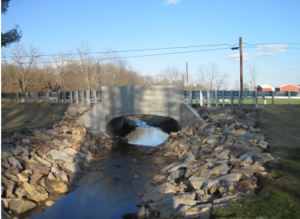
[{"xmin": 1, "ymin": 0, "xmax": 300, "ymax": 89}]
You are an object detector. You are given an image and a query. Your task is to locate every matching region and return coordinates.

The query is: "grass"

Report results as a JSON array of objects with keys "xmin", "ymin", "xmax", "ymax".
[
  {"xmin": 189, "ymin": 99, "xmax": 300, "ymax": 105},
  {"xmin": 211, "ymin": 148, "xmax": 300, "ymax": 219}
]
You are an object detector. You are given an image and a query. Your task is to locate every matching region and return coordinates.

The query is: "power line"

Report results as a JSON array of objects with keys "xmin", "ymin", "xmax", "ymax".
[
  {"xmin": 2, "ymin": 42, "xmax": 300, "ymax": 59},
  {"xmin": 3, "ymin": 47, "xmax": 233, "ymax": 65},
  {"xmin": 2, "ymin": 43, "xmax": 299, "ymax": 65},
  {"xmin": 2, "ymin": 43, "xmax": 239, "ymax": 58}
]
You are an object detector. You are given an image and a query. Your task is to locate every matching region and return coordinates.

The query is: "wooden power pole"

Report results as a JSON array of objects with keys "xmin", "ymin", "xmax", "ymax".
[
  {"xmin": 239, "ymin": 37, "xmax": 243, "ymax": 92},
  {"xmin": 98, "ymin": 62, "xmax": 101, "ymax": 91}
]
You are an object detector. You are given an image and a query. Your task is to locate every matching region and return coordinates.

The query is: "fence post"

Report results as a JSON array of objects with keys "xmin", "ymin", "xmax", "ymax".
[
  {"xmin": 238, "ymin": 90, "xmax": 241, "ymax": 107},
  {"xmin": 255, "ymin": 91, "xmax": 258, "ymax": 106},
  {"xmin": 63, "ymin": 91, "xmax": 66, "ymax": 104},
  {"xmin": 81, "ymin": 91, "xmax": 85, "ymax": 105},
  {"xmin": 215, "ymin": 90, "xmax": 218, "ymax": 107},
  {"xmin": 70, "ymin": 91, "xmax": 73, "ymax": 104},
  {"xmin": 188, "ymin": 90, "xmax": 192, "ymax": 106},
  {"xmin": 57, "ymin": 91, "xmax": 60, "ymax": 103},
  {"xmin": 207, "ymin": 91, "xmax": 210, "ymax": 108},
  {"xmin": 16, "ymin": 92, "xmax": 19, "ymax": 103},
  {"xmin": 231, "ymin": 90, "xmax": 233, "ymax": 107},
  {"xmin": 222, "ymin": 90, "xmax": 225, "ymax": 108},
  {"xmin": 86, "ymin": 90, "xmax": 90, "ymax": 105},
  {"xmin": 272, "ymin": 91, "xmax": 274, "ymax": 105},
  {"xmin": 25, "ymin": 92, "xmax": 28, "ymax": 103},
  {"xmin": 46, "ymin": 92, "xmax": 49, "ymax": 103},
  {"xmin": 200, "ymin": 90, "xmax": 203, "ymax": 106},
  {"xmin": 288, "ymin": 91, "xmax": 291, "ymax": 104},
  {"xmin": 93, "ymin": 90, "xmax": 96, "ymax": 104},
  {"xmin": 75, "ymin": 91, "xmax": 79, "ymax": 105},
  {"xmin": 36, "ymin": 92, "xmax": 39, "ymax": 103}
]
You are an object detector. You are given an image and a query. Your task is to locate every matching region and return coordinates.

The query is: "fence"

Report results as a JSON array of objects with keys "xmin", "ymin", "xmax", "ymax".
[
  {"xmin": 1, "ymin": 91, "xmax": 102, "ymax": 105},
  {"xmin": 184, "ymin": 90, "xmax": 300, "ymax": 107}
]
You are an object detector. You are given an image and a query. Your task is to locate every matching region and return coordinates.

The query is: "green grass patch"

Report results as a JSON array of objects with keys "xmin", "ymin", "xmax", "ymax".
[{"xmin": 189, "ymin": 99, "xmax": 300, "ymax": 105}]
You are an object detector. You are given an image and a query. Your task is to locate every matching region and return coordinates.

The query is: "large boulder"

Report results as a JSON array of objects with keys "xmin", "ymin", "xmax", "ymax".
[
  {"xmin": 143, "ymin": 183, "xmax": 177, "ymax": 202},
  {"xmin": 5, "ymin": 198, "xmax": 37, "ymax": 214},
  {"xmin": 22, "ymin": 182, "xmax": 49, "ymax": 202}
]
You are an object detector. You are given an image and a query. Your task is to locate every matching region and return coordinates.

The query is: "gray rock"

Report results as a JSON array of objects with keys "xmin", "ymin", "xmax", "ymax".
[
  {"xmin": 189, "ymin": 177, "xmax": 209, "ymax": 190},
  {"xmin": 5, "ymin": 198, "xmax": 37, "ymax": 214},
  {"xmin": 231, "ymin": 168, "xmax": 253, "ymax": 179},
  {"xmin": 7, "ymin": 157, "xmax": 23, "ymax": 171},
  {"xmin": 239, "ymin": 152, "xmax": 252, "ymax": 160},
  {"xmin": 1, "ymin": 147, "xmax": 13, "ymax": 159},
  {"xmin": 143, "ymin": 183, "xmax": 177, "ymax": 202},
  {"xmin": 160, "ymin": 196, "xmax": 197, "ymax": 215},
  {"xmin": 63, "ymin": 162, "xmax": 82, "ymax": 173},
  {"xmin": 254, "ymin": 153, "xmax": 275, "ymax": 163},
  {"xmin": 167, "ymin": 169, "xmax": 185, "ymax": 181},
  {"xmin": 1, "ymin": 176, "xmax": 15, "ymax": 198},
  {"xmin": 167, "ymin": 153, "xmax": 195, "ymax": 173},
  {"xmin": 214, "ymin": 173, "xmax": 242, "ymax": 182},
  {"xmin": 49, "ymin": 150, "xmax": 74, "ymax": 162},
  {"xmin": 1, "ymin": 208, "xmax": 11, "ymax": 219},
  {"xmin": 22, "ymin": 182, "xmax": 49, "ymax": 202},
  {"xmin": 211, "ymin": 163, "xmax": 230, "ymax": 175},
  {"xmin": 185, "ymin": 204, "xmax": 212, "ymax": 219},
  {"xmin": 213, "ymin": 194, "xmax": 243, "ymax": 205}
]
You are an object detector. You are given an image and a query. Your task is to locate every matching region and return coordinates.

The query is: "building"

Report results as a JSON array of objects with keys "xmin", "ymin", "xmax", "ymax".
[
  {"xmin": 275, "ymin": 84, "xmax": 300, "ymax": 91},
  {"xmin": 257, "ymin": 85, "xmax": 275, "ymax": 91}
]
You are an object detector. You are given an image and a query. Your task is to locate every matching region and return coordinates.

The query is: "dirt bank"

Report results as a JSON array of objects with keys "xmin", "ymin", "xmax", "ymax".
[{"xmin": 1, "ymin": 102, "xmax": 87, "ymax": 132}]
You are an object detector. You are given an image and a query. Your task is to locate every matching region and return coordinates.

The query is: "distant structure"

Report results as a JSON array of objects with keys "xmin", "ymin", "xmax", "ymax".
[
  {"xmin": 257, "ymin": 85, "xmax": 275, "ymax": 91},
  {"xmin": 275, "ymin": 84, "xmax": 300, "ymax": 92}
]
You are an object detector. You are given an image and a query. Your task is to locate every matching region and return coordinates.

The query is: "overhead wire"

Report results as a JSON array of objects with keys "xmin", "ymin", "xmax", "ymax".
[{"xmin": 2, "ymin": 42, "xmax": 299, "ymax": 64}]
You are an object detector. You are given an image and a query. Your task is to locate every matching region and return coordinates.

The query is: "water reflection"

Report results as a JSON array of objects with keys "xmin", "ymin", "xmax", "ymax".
[{"xmin": 126, "ymin": 128, "xmax": 169, "ymax": 146}]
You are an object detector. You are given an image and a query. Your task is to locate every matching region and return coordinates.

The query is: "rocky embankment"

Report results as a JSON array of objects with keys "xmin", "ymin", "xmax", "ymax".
[
  {"xmin": 130, "ymin": 108, "xmax": 276, "ymax": 219},
  {"xmin": 1, "ymin": 108, "xmax": 116, "ymax": 219}
]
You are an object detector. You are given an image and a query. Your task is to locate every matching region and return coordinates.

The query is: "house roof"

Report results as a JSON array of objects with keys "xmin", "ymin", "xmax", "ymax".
[
  {"xmin": 276, "ymin": 84, "xmax": 300, "ymax": 88},
  {"xmin": 258, "ymin": 85, "xmax": 274, "ymax": 88}
]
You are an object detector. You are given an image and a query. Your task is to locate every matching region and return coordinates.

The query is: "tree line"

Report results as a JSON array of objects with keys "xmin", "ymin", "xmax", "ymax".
[{"xmin": 1, "ymin": 43, "xmax": 258, "ymax": 93}]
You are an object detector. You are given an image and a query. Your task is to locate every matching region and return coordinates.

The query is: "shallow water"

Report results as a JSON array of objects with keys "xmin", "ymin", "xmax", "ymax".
[
  {"xmin": 126, "ymin": 127, "xmax": 169, "ymax": 146},
  {"xmin": 26, "ymin": 122, "xmax": 169, "ymax": 219}
]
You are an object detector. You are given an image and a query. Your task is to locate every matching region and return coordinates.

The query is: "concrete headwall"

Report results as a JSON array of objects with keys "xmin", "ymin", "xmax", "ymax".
[{"xmin": 77, "ymin": 86, "xmax": 203, "ymax": 134}]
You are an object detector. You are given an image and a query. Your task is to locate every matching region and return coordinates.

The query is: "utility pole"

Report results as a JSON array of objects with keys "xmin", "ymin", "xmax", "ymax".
[
  {"xmin": 239, "ymin": 37, "xmax": 243, "ymax": 92},
  {"xmin": 186, "ymin": 62, "xmax": 189, "ymax": 92},
  {"xmin": 98, "ymin": 62, "xmax": 101, "ymax": 91},
  {"xmin": 113, "ymin": 75, "xmax": 116, "ymax": 86}
]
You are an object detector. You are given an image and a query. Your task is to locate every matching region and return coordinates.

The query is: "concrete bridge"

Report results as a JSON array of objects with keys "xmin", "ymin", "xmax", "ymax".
[{"xmin": 77, "ymin": 86, "xmax": 203, "ymax": 134}]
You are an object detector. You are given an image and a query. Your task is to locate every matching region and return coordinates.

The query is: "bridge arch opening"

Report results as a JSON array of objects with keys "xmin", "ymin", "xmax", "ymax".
[{"xmin": 106, "ymin": 114, "xmax": 181, "ymax": 136}]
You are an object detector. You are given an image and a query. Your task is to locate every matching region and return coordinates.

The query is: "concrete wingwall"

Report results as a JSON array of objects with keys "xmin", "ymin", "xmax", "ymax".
[{"xmin": 77, "ymin": 86, "xmax": 203, "ymax": 134}]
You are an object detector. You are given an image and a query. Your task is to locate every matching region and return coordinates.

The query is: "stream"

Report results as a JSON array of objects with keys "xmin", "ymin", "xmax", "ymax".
[{"xmin": 26, "ymin": 120, "xmax": 170, "ymax": 219}]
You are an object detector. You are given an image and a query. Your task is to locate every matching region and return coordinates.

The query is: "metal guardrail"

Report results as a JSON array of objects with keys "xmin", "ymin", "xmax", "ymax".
[
  {"xmin": 1, "ymin": 91, "xmax": 102, "ymax": 105},
  {"xmin": 184, "ymin": 90, "xmax": 300, "ymax": 107}
]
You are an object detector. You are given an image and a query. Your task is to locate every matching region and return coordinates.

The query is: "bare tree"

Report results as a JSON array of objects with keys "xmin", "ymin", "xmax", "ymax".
[
  {"xmin": 158, "ymin": 66, "xmax": 183, "ymax": 85},
  {"xmin": 247, "ymin": 66, "xmax": 259, "ymax": 91},
  {"xmin": 62, "ymin": 43, "xmax": 106, "ymax": 90},
  {"xmin": 42, "ymin": 56, "xmax": 68, "ymax": 91},
  {"xmin": 197, "ymin": 62, "xmax": 228, "ymax": 90},
  {"xmin": 2, "ymin": 44, "xmax": 41, "ymax": 92}
]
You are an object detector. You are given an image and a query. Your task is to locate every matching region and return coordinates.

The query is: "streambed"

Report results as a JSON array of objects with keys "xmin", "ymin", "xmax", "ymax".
[{"xmin": 26, "ymin": 120, "xmax": 170, "ymax": 219}]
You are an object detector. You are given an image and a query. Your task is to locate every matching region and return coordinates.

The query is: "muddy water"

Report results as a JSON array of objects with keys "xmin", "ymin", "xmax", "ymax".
[{"xmin": 27, "ymin": 123, "xmax": 169, "ymax": 219}]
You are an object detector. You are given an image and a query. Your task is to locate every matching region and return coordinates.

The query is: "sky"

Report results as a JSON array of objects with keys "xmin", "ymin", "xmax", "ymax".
[{"xmin": 1, "ymin": 0, "xmax": 300, "ymax": 89}]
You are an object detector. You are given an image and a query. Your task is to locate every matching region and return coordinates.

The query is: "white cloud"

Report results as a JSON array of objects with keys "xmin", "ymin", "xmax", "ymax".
[
  {"xmin": 256, "ymin": 52, "xmax": 277, "ymax": 56},
  {"xmin": 223, "ymin": 53, "xmax": 249, "ymax": 61},
  {"xmin": 256, "ymin": 44, "xmax": 287, "ymax": 53},
  {"xmin": 165, "ymin": 0, "xmax": 180, "ymax": 4},
  {"xmin": 265, "ymin": 69, "xmax": 273, "ymax": 72},
  {"xmin": 285, "ymin": 66, "xmax": 299, "ymax": 70}
]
